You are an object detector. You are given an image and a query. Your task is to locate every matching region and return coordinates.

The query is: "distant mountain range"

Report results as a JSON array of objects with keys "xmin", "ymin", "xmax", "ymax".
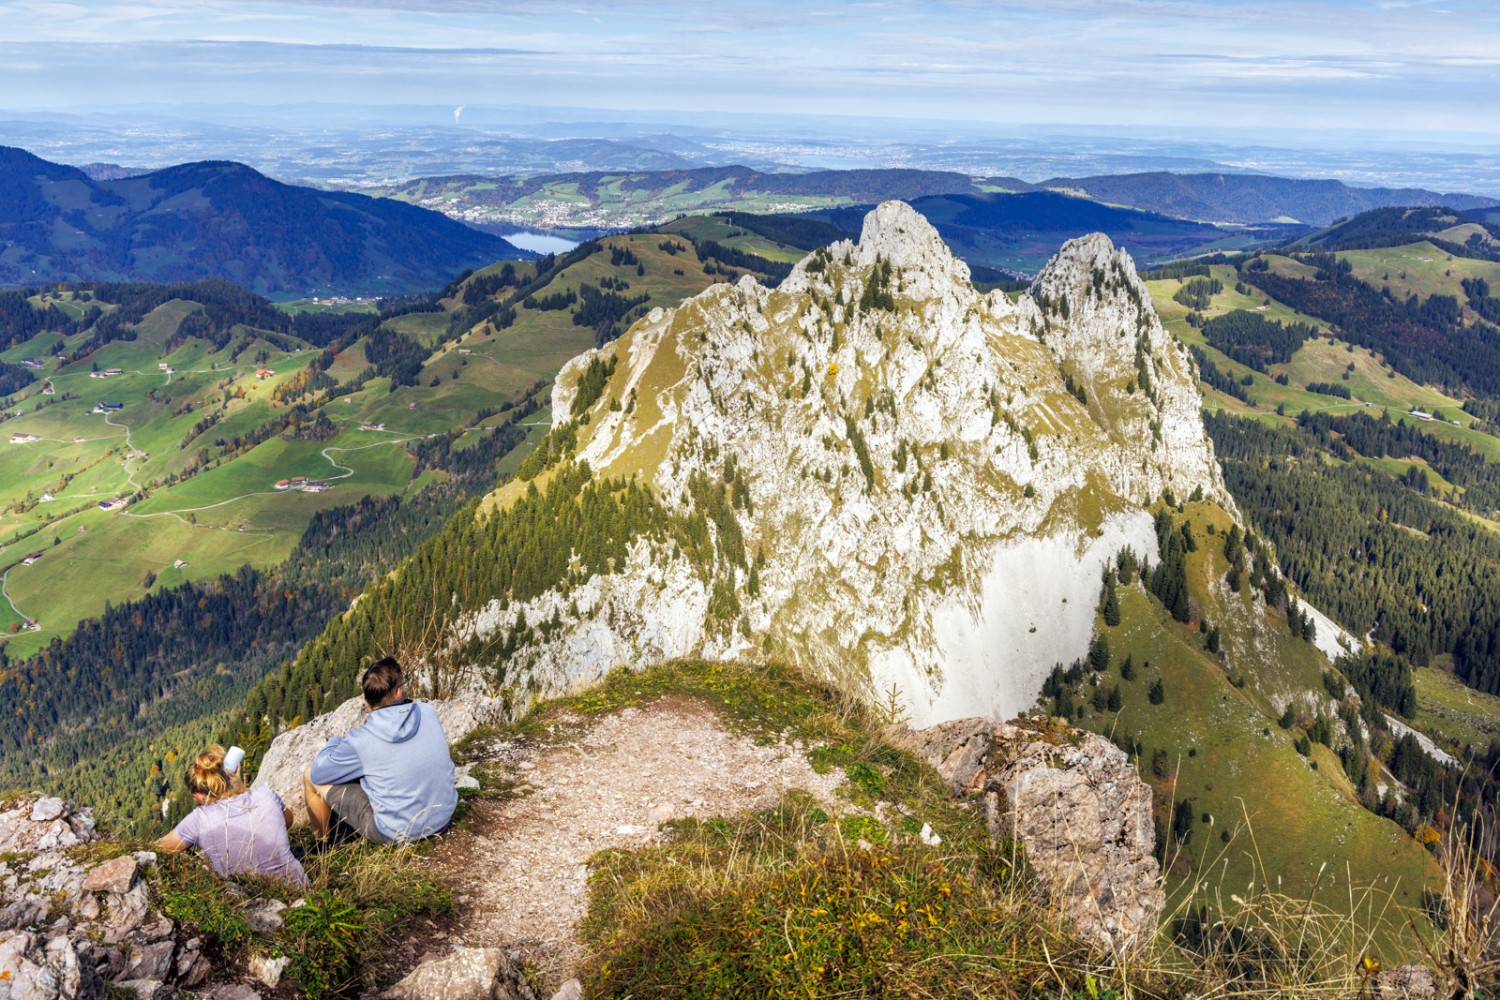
[
  {"xmin": 376, "ymin": 163, "xmax": 1499, "ymax": 236},
  {"xmin": 0, "ymin": 146, "xmax": 529, "ymax": 296},
  {"xmin": 1036, "ymin": 172, "xmax": 1500, "ymax": 226}
]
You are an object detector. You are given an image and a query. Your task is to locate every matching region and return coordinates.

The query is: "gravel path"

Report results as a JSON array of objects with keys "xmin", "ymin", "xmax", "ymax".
[{"xmin": 428, "ymin": 696, "xmax": 843, "ymax": 982}]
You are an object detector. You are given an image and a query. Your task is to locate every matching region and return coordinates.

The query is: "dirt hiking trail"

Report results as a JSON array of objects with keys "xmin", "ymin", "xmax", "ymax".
[{"xmin": 423, "ymin": 696, "xmax": 844, "ymax": 987}]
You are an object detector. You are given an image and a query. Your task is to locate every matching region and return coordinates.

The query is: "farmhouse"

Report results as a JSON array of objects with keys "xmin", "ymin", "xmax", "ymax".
[
  {"xmin": 173, "ymin": 559, "xmax": 188, "ymax": 569},
  {"xmin": 360, "ymin": 421, "xmax": 386, "ymax": 431},
  {"xmin": 101, "ymin": 402, "xmax": 124, "ymax": 411},
  {"xmin": 21, "ymin": 552, "xmax": 43, "ymax": 566},
  {"xmin": 291, "ymin": 476, "xmax": 307, "ymax": 485},
  {"xmin": 19, "ymin": 359, "xmax": 43, "ymax": 369},
  {"xmin": 98, "ymin": 498, "xmax": 127, "ymax": 511},
  {"xmin": 274, "ymin": 479, "xmax": 291, "ymax": 490},
  {"xmin": 298, "ymin": 480, "xmax": 332, "ymax": 493},
  {"xmin": 256, "ymin": 368, "xmax": 275, "ymax": 379},
  {"xmin": 9, "ymin": 433, "xmax": 40, "ymax": 444}
]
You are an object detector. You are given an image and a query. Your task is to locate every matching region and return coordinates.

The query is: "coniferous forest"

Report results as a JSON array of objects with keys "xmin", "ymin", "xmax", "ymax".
[{"xmin": 1206, "ymin": 412, "xmax": 1500, "ymax": 694}]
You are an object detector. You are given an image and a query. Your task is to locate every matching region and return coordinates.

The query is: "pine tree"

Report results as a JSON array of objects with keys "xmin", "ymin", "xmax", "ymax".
[{"xmin": 1102, "ymin": 572, "xmax": 1121, "ymax": 626}]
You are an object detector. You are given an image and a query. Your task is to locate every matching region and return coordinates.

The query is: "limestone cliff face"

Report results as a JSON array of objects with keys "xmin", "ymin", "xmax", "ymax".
[{"xmin": 472, "ymin": 202, "xmax": 1227, "ymax": 725}]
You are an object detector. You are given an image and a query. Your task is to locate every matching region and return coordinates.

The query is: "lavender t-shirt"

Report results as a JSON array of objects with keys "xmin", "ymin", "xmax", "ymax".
[{"xmin": 174, "ymin": 787, "xmax": 308, "ymax": 887}]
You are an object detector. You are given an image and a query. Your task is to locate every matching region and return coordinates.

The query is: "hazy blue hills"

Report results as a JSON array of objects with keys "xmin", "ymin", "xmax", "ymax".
[
  {"xmin": 0, "ymin": 146, "xmax": 530, "ymax": 297},
  {"xmin": 1035, "ymin": 171, "xmax": 1500, "ymax": 226},
  {"xmin": 378, "ymin": 164, "xmax": 999, "ymax": 227}
]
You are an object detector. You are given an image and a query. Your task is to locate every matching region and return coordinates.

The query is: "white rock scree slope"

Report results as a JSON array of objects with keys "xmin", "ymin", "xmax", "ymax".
[{"xmin": 460, "ymin": 200, "xmax": 1227, "ymax": 727}]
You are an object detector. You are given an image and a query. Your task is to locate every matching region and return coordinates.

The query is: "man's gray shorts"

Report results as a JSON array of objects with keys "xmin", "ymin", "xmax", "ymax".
[{"xmin": 323, "ymin": 783, "xmax": 393, "ymax": 845}]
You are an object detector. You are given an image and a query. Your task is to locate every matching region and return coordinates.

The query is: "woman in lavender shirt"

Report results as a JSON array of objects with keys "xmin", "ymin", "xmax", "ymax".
[{"xmin": 155, "ymin": 745, "xmax": 308, "ymax": 888}]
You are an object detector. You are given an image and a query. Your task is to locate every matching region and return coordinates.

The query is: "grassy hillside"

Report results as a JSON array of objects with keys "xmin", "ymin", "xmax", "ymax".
[{"xmin": 1069, "ymin": 502, "xmax": 1438, "ymax": 954}]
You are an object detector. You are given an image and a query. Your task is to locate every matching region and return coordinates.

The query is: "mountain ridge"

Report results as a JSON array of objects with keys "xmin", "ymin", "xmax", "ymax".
[
  {"xmin": 0, "ymin": 145, "xmax": 530, "ymax": 296},
  {"xmin": 459, "ymin": 201, "xmax": 1227, "ymax": 723}
]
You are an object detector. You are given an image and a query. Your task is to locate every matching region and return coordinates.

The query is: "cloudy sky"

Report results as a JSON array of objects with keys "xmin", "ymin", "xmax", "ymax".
[{"xmin": 3, "ymin": 0, "xmax": 1499, "ymax": 136}]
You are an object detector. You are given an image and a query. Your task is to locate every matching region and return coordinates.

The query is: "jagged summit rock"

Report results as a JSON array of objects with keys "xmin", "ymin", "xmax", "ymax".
[
  {"xmin": 472, "ymin": 202, "xmax": 1226, "ymax": 725},
  {"xmin": 785, "ymin": 200, "xmax": 970, "ymax": 297}
]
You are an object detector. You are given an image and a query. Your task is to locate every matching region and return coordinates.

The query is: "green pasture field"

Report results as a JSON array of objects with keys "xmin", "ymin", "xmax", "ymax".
[
  {"xmin": 1335, "ymin": 242, "xmax": 1500, "ymax": 316},
  {"xmin": 1413, "ymin": 664, "xmax": 1500, "ymax": 752},
  {"xmin": 1147, "ymin": 270, "xmax": 1500, "ymax": 466},
  {"xmin": 0, "ymin": 426, "xmax": 418, "ymax": 656},
  {"xmin": 383, "ymin": 310, "xmax": 449, "ymax": 345},
  {"xmin": 1357, "ymin": 456, "xmax": 1460, "ymax": 496},
  {"xmin": 661, "ymin": 215, "xmax": 809, "ymax": 263}
]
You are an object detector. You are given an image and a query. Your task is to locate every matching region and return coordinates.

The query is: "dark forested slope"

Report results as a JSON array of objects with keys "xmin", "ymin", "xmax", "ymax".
[{"xmin": 0, "ymin": 146, "xmax": 529, "ymax": 296}]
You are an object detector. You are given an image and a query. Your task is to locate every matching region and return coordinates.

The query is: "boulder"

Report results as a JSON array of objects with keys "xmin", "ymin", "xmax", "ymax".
[
  {"xmin": 28, "ymin": 799, "xmax": 65, "ymax": 823},
  {"xmin": 210, "ymin": 986, "xmax": 263, "ymax": 1000},
  {"xmin": 241, "ymin": 898, "xmax": 287, "ymax": 935},
  {"xmin": 248, "ymin": 952, "xmax": 290, "ymax": 990},
  {"xmin": 382, "ymin": 945, "xmax": 540, "ymax": 1000},
  {"xmin": 82, "ymin": 855, "xmax": 138, "ymax": 894},
  {"xmin": 909, "ymin": 716, "xmax": 1164, "ymax": 952}
]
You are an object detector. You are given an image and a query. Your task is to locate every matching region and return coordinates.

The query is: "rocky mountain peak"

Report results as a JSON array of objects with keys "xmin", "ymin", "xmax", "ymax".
[
  {"xmin": 856, "ymin": 199, "xmax": 971, "ymax": 281},
  {"xmin": 474, "ymin": 203, "xmax": 1229, "ymax": 725}
]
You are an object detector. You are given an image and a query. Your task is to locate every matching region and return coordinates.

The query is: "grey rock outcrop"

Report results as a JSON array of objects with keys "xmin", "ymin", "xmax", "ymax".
[
  {"xmin": 909, "ymin": 716, "xmax": 1163, "ymax": 952},
  {"xmin": 0, "ymin": 799, "xmax": 176, "ymax": 1000},
  {"xmin": 0, "ymin": 797, "xmax": 96, "ymax": 854}
]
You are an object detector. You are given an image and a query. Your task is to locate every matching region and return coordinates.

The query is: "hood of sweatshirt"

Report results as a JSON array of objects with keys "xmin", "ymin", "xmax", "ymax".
[{"xmin": 362, "ymin": 700, "xmax": 420, "ymax": 744}]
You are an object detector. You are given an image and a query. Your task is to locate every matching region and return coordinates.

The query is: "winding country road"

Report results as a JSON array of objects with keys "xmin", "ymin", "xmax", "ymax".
[
  {"xmin": 0, "ymin": 565, "xmax": 32, "ymax": 628},
  {"xmin": 118, "ymin": 434, "xmax": 433, "ymax": 524}
]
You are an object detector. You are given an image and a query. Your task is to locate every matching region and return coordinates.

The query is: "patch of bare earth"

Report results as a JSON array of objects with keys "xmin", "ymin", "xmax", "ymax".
[{"xmin": 423, "ymin": 696, "xmax": 844, "ymax": 987}]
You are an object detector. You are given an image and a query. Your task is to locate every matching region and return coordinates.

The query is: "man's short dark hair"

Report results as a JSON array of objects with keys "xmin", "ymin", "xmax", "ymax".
[{"xmin": 363, "ymin": 657, "xmax": 405, "ymax": 708}]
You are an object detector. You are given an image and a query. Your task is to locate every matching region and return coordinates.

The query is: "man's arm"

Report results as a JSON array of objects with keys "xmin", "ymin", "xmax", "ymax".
[{"xmin": 308, "ymin": 734, "xmax": 364, "ymax": 786}]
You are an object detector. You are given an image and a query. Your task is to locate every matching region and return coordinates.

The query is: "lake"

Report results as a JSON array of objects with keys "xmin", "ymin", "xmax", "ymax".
[{"xmin": 503, "ymin": 231, "xmax": 581, "ymax": 255}]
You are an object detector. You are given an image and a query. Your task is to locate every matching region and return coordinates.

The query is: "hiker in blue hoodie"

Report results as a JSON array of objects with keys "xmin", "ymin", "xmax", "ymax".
[{"xmin": 303, "ymin": 657, "xmax": 457, "ymax": 844}]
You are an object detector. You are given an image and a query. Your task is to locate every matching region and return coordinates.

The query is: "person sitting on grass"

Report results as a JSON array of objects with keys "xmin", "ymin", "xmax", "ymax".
[
  {"xmin": 156, "ymin": 745, "xmax": 309, "ymax": 888},
  {"xmin": 303, "ymin": 656, "xmax": 457, "ymax": 845}
]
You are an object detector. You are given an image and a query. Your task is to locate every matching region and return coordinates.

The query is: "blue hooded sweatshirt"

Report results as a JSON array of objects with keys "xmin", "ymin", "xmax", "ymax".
[{"xmin": 309, "ymin": 700, "xmax": 457, "ymax": 842}]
